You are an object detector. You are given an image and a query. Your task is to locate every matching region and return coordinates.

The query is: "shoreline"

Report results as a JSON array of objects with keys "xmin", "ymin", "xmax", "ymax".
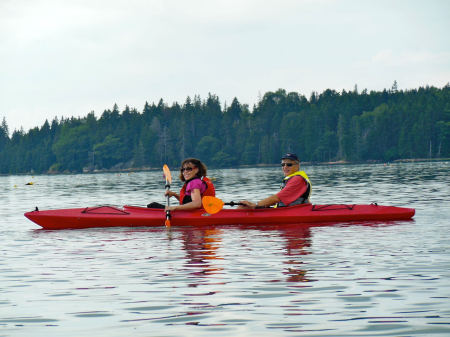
[{"xmin": 3, "ymin": 158, "xmax": 449, "ymax": 177}]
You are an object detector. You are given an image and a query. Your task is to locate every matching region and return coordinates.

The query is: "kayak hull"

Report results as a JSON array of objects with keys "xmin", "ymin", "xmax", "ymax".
[{"xmin": 24, "ymin": 204, "xmax": 415, "ymax": 230}]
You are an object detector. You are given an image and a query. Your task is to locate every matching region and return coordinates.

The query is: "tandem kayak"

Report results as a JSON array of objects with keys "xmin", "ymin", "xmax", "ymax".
[{"xmin": 24, "ymin": 203, "xmax": 415, "ymax": 230}]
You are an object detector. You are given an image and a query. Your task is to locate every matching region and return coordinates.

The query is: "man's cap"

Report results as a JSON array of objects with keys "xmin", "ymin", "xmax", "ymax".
[{"xmin": 281, "ymin": 153, "xmax": 299, "ymax": 161}]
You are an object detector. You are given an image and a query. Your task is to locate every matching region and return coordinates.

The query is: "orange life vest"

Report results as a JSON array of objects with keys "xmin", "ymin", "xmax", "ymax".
[{"xmin": 179, "ymin": 176, "xmax": 216, "ymax": 205}]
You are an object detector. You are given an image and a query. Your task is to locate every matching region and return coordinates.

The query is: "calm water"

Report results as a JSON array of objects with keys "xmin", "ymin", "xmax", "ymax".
[{"xmin": 1, "ymin": 162, "xmax": 449, "ymax": 337}]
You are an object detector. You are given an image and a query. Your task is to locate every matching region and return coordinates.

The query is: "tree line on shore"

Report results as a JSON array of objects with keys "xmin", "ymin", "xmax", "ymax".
[{"xmin": 1, "ymin": 83, "xmax": 449, "ymax": 174}]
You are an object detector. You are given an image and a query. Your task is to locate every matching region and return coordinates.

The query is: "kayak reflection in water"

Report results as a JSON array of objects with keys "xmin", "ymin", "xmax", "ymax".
[
  {"xmin": 182, "ymin": 228, "xmax": 224, "ymax": 279},
  {"xmin": 281, "ymin": 225, "xmax": 312, "ymax": 282},
  {"xmin": 239, "ymin": 152, "xmax": 311, "ymax": 209},
  {"xmin": 180, "ymin": 225, "xmax": 311, "ymax": 283},
  {"xmin": 148, "ymin": 158, "xmax": 216, "ymax": 211}
]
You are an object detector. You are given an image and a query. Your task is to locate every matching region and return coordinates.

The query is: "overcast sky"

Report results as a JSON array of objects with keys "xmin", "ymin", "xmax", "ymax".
[{"xmin": 1, "ymin": 0, "xmax": 449, "ymax": 133}]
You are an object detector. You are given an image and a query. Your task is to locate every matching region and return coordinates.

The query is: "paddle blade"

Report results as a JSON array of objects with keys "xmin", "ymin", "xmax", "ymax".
[
  {"xmin": 163, "ymin": 164, "xmax": 172, "ymax": 184},
  {"xmin": 202, "ymin": 196, "xmax": 224, "ymax": 214},
  {"xmin": 165, "ymin": 218, "xmax": 171, "ymax": 227}
]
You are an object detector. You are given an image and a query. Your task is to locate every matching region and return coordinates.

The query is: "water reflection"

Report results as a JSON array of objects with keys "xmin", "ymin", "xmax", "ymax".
[
  {"xmin": 175, "ymin": 221, "xmax": 415, "ymax": 286},
  {"xmin": 181, "ymin": 228, "xmax": 224, "ymax": 279},
  {"xmin": 279, "ymin": 225, "xmax": 312, "ymax": 283},
  {"xmin": 175, "ymin": 224, "xmax": 317, "ymax": 284}
]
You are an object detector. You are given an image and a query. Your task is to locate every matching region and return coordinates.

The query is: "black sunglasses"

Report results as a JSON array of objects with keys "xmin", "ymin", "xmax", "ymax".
[
  {"xmin": 281, "ymin": 163, "xmax": 294, "ymax": 167},
  {"xmin": 181, "ymin": 167, "xmax": 195, "ymax": 172}
]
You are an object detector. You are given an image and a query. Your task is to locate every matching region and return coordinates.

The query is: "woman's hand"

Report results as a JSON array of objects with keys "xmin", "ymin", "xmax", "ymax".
[
  {"xmin": 165, "ymin": 205, "xmax": 177, "ymax": 211},
  {"xmin": 165, "ymin": 190, "xmax": 178, "ymax": 198}
]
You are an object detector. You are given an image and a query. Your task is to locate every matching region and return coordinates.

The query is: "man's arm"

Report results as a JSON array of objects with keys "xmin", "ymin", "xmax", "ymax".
[{"xmin": 240, "ymin": 194, "xmax": 280, "ymax": 209}]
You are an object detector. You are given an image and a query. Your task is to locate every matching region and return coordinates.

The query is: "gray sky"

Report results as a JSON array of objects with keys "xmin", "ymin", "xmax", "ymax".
[{"xmin": 1, "ymin": 0, "xmax": 449, "ymax": 133}]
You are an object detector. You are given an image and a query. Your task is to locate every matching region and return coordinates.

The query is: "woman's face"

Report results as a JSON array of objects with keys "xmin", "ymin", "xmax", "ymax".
[{"xmin": 181, "ymin": 162, "xmax": 199, "ymax": 180}]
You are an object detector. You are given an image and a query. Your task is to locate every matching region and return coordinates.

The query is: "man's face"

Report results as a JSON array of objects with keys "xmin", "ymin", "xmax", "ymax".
[{"xmin": 281, "ymin": 159, "xmax": 299, "ymax": 176}]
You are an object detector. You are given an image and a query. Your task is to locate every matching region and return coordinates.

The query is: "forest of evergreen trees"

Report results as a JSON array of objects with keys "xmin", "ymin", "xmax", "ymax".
[{"xmin": 1, "ymin": 84, "xmax": 449, "ymax": 174}]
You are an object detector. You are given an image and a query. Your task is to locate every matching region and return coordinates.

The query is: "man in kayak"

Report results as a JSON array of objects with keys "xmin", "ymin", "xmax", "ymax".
[{"xmin": 239, "ymin": 153, "xmax": 311, "ymax": 208}]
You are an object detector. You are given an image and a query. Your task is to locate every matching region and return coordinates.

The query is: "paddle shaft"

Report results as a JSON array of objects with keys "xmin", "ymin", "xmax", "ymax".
[
  {"xmin": 202, "ymin": 196, "xmax": 266, "ymax": 215},
  {"xmin": 163, "ymin": 164, "xmax": 172, "ymax": 227},
  {"xmin": 225, "ymin": 201, "xmax": 265, "ymax": 209},
  {"xmin": 224, "ymin": 201, "xmax": 244, "ymax": 207},
  {"xmin": 165, "ymin": 180, "xmax": 171, "ymax": 224}
]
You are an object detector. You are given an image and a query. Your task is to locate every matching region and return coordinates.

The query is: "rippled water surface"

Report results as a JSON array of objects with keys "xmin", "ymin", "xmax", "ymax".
[{"xmin": 1, "ymin": 162, "xmax": 449, "ymax": 336}]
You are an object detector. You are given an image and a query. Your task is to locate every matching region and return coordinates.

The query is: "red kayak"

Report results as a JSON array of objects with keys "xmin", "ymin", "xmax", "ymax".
[{"xmin": 24, "ymin": 203, "xmax": 415, "ymax": 230}]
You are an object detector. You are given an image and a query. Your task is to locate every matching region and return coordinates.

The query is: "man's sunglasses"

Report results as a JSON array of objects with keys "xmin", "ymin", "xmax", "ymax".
[
  {"xmin": 181, "ymin": 167, "xmax": 195, "ymax": 172},
  {"xmin": 281, "ymin": 163, "xmax": 294, "ymax": 167}
]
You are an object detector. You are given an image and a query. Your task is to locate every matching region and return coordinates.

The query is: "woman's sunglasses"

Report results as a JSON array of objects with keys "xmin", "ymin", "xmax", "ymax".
[
  {"xmin": 281, "ymin": 163, "xmax": 294, "ymax": 167},
  {"xmin": 181, "ymin": 167, "xmax": 195, "ymax": 172}
]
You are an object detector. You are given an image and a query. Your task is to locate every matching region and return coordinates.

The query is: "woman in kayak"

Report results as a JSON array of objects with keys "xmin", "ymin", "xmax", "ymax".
[
  {"xmin": 164, "ymin": 158, "xmax": 215, "ymax": 211},
  {"xmin": 239, "ymin": 152, "xmax": 311, "ymax": 208}
]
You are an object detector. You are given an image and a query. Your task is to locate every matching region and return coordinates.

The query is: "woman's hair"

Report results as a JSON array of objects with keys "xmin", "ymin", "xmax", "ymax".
[{"xmin": 179, "ymin": 158, "xmax": 208, "ymax": 181}]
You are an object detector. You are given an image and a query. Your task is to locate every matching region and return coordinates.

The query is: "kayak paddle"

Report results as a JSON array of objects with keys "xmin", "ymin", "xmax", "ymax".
[
  {"xmin": 202, "ymin": 196, "xmax": 244, "ymax": 214},
  {"xmin": 163, "ymin": 164, "xmax": 172, "ymax": 227}
]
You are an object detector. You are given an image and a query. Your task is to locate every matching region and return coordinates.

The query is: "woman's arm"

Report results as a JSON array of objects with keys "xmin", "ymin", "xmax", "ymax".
[{"xmin": 166, "ymin": 189, "xmax": 202, "ymax": 211}]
